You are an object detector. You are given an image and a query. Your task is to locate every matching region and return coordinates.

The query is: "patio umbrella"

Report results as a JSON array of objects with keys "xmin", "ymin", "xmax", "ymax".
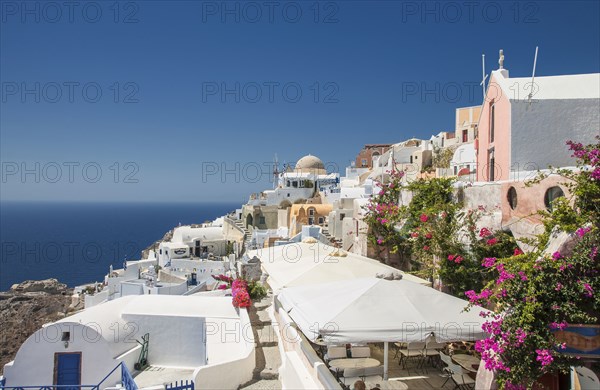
[
  {"xmin": 248, "ymin": 242, "xmax": 430, "ymax": 291},
  {"xmin": 276, "ymin": 277, "xmax": 489, "ymax": 379}
]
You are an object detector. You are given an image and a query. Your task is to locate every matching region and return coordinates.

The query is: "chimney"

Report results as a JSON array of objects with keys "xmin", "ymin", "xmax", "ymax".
[{"xmin": 498, "ymin": 49, "xmax": 509, "ymax": 78}]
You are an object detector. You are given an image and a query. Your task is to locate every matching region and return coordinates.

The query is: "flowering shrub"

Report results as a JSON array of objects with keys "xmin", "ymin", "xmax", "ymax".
[
  {"xmin": 366, "ymin": 174, "xmax": 518, "ymax": 296},
  {"xmin": 467, "ymin": 139, "xmax": 600, "ymax": 389},
  {"xmin": 212, "ymin": 275, "xmax": 266, "ymax": 308},
  {"xmin": 364, "ymin": 169, "xmax": 406, "ymax": 259}
]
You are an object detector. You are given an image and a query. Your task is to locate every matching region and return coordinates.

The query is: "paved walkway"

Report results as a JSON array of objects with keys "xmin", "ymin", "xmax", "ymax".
[{"xmin": 239, "ymin": 292, "xmax": 282, "ymax": 390}]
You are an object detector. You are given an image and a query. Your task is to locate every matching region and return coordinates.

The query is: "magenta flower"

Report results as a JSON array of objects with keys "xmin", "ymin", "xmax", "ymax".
[
  {"xmin": 420, "ymin": 214, "xmax": 428, "ymax": 222},
  {"xmin": 535, "ymin": 349, "xmax": 554, "ymax": 367},
  {"xmin": 582, "ymin": 282, "xmax": 594, "ymax": 297},
  {"xmin": 487, "ymin": 238, "xmax": 498, "ymax": 246},
  {"xmin": 552, "ymin": 251, "xmax": 562, "ymax": 261},
  {"xmin": 482, "ymin": 257, "xmax": 496, "ymax": 268},
  {"xmin": 576, "ymin": 226, "xmax": 591, "ymax": 238},
  {"xmin": 513, "ymin": 248, "xmax": 524, "ymax": 256},
  {"xmin": 377, "ymin": 239, "xmax": 384, "ymax": 245},
  {"xmin": 479, "ymin": 227, "xmax": 492, "ymax": 237}
]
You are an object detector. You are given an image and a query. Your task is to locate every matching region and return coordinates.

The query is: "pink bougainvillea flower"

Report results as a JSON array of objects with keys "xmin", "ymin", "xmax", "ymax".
[
  {"xmin": 555, "ymin": 283, "xmax": 563, "ymax": 291},
  {"xmin": 420, "ymin": 214, "xmax": 428, "ymax": 222},
  {"xmin": 423, "ymin": 245, "xmax": 430, "ymax": 251},
  {"xmin": 549, "ymin": 321, "xmax": 568, "ymax": 330},
  {"xmin": 535, "ymin": 349, "xmax": 554, "ymax": 367},
  {"xmin": 582, "ymin": 282, "xmax": 594, "ymax": 297},
  {"xmin": 479, "ymin": 227, "xmax": 492, "ymax": 238},
  {"xmin": 486, "ymin": 238, "xmax": 498, "ymax": 246},
  {"xmin": 552, "ymin": 251, "xmax": 562, "ymax": 261},
  {"xmin": 576, "ymin": 226, "xmax": 591, "ymax": 238},
  {"xmin": 482, "ymin": 257, "xmax": 496, "ymax": 268},
  {"xmin": 377, "ymin": 239, "xmax": 384, "ymax": 245},
  {"xmin": 410, "ymin": 232, "xmax": 419, "ymax": 238},
  {"xmin": 425, "ymin": 232, "xmax": 433, "ymax": 239},
  {"xmin": 454, "ymin": 255, "xmax": 463, "ymax": 264},
  {"xmin": 448, "ymin": 254, "xmax": 456, "ymax": 261},
  {"xmin": 513, "ymin": 248, "xmax": 524, "ymax": 256}
]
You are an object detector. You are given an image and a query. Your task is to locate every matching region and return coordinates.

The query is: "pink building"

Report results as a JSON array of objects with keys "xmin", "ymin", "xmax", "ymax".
[{"xmin": 476, "ymin": 55, "xmax": 599, "ymax": 182}]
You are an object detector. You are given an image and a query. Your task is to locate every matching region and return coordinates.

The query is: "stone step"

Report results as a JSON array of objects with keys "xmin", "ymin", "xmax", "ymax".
[
  {"xmin": 259, "ymin": 346, "xmax": 282, "ymax": 378},
  {"xmin": 239, "ymin": 379, "xmax": 282, "ymax": 390},
  {"xmin": 255, "ymin": 309, "xmax": 272, "ymax": 324},
  {"xmin": 256, "ymin": 324, "xmax": 278, "ymax": 347}
]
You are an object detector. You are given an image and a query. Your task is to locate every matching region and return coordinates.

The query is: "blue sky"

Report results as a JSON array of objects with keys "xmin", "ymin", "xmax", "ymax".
[{"xmin": 1, "ymin": 0, "xmax": 599, "ymax": 203}]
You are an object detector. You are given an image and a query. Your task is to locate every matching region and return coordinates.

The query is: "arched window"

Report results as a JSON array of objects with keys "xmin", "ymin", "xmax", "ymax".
[
  {"xmin": 544, "ymin": 186, "xmax": 565, "ymax": 211},
  {"xmin": 507, "ymin": 187, "xmax": 518, "ymax": 210}
]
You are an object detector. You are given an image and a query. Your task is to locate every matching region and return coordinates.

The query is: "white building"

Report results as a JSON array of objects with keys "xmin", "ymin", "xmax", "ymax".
[
  {"xmin": 157, "ymin": 225, "xmax": 230, "ymax": 266},
  {"xmin": 2, "ymin": 295, "xmax": 255, "ymax": 390},
  {"xmin": 252, "ymin": 155, "xmax": 340, "ymax": 208}
]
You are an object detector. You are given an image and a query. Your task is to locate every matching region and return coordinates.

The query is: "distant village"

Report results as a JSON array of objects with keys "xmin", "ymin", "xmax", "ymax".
[{"xmin": 2, "ymin": 53, "xmax": 599, "ymax": 390}]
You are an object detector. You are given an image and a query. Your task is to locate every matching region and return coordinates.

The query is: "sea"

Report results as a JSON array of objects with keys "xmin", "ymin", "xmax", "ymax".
[{"xmin": 0, "ymin": 201, "xmax": 240, "ymax": 291}]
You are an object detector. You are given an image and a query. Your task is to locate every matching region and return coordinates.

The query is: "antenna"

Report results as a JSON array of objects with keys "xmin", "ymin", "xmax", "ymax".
[
  {"xmin": 273, "ymin": 154, "xmax": 279, "ymax": 189},
  {"xmin": 528, "ymin": 46, "xmax": 539, "ymax": 105},
  {"xmin": 480, "ymin": 54, "xmax": 488, "ymax": 101}
]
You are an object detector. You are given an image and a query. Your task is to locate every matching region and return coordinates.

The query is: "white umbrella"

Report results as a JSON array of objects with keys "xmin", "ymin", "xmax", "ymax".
[
  {"xmin": 277, "ymin": 277, "xmax": 489, "ymax": 379},
  {"xmin": 249, "ymin": 242, "xmax": 430, "ymax": 291}
]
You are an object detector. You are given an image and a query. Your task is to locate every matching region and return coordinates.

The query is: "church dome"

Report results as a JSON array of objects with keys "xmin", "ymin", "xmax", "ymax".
[{"xmin": 295, "ymin": 155, "xmax": 325, "ymax": 171}]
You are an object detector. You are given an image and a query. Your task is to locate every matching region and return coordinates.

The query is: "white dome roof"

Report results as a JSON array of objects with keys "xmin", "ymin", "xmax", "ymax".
[{"xmin": 295, "ymin": 155, "xmax": 325, "ymax": 170}]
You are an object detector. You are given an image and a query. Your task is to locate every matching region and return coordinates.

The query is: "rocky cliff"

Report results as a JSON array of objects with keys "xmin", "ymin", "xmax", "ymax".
[{"xmin": 0, "ymin": 279, "xmax": 79, "ymax": 374}]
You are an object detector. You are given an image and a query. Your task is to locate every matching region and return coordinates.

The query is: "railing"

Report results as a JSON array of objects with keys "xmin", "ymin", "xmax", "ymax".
[
  {"xmin": 166, "ymin": 380, "xmax": 194, "ymax": 390},
  {"xmin": 0, "ymin": 362, "xmax": 137, "ymax": 390}
]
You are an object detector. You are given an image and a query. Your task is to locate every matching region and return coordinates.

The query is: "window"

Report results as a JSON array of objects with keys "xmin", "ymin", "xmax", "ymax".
[
  {"xmin": 490, "ymin": 104, "xmax": 495, "ymax": 143},
  {"xmin": 318, "ymin": 217, "xmax": 324, "ymax": 224},
  {"xmin": 61, "ymin": 332, "xmax": 70, "ymax": 342},
  {"xmin": 361, "ymin": 159, "xmax": 367, "ymax": 167},
  {"xmin": 292, "ymin": 181, "xmax": 298, "ymax": 188},
  {"xmin": 488, "ymin": 149, "xmax": 495, "ymax": 181},
  {"xmin": 507, "ymin": 187, "xmax": 518, "ymax": 210},
  {"xmin": 544, "ymin": 186, "xmax": 565, "ymax": 211},
  {"xmin": 462, "ymin": 129, "xmax": 468, "ymax": 142},
  {"xmin": 308, "ymin": 217, "xmax": 314, "ymax": 225},
  {"xmin": 259, "ymin": 216, "xmax": 266, "ymax": 225},
  {"xmin": 454, "ymin": 166, "xmax": 458, "ymax": 175},
  {"xmin": 340, "ymin": 213, "xmax": 346, "ymax": 220},
  {"xmin": 287, "ymin": 193, "xmax": 290, "ymax": 197},
  {"xmin": 409, "ymin": 156, "xmax": 413, "ymax": 164},
  {"xmin": 308, "ymin": 208, "xmax": 315, "ymax": 216}
]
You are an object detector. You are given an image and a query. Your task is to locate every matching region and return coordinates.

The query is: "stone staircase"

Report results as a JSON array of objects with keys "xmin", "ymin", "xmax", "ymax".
[
  {"xmin": 234, "ymin": 219, "xmax": 254, "ymax": 254},
  {"xmin": 322, "ymin": 225, "xmax": 342, "ymax": 247},
  {"xmin": 239, "ymin": 292, "xmax": 282, "ymax": 390}
]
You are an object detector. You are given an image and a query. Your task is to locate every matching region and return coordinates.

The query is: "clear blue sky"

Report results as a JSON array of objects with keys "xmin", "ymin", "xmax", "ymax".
[{"xmin": 1, "ymin": 0, "xmax": 599, "ymax": 203}]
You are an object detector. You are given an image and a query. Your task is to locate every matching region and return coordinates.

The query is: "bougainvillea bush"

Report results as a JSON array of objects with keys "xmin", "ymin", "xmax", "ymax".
[
  {"xmin": 212, "ymin": 275, "xmax": 267, "ymax": 308},
  {"xmin": 363, "ymin": 168, "xmax": 406, "ymax": 259},
  {"xmin": 466, "ymin": 139, "xmax": 600, "ymax": 389},
  {"xmin": 365, "ymin": 173, "xmax": 518, "ymax": 297}
]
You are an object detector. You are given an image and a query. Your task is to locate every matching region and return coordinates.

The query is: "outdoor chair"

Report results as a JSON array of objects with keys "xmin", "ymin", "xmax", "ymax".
[
  {"xmin": 397, "ymin": 341, "xmax": 426, "ymax": 371},
  {"xmin": 325, "ymin": 345, "xmax": 348, "ymax": 362},
  {"xmin": 439, "ymin": 352, "xmax": 475, "ymax": 390},
  {"xmin": 362, "ymin": 365, "xmax": 384, "ymax": 382},
  {"xmin": 422, "ymin": 341, "xmax": 447, "ymax": 369},
  {"xmin": 350, "ymin": 346, "xmax": 371, "ymax": 358},
  {"xmin": 341, "ymin": 367, "xmax": 367, "ymax": 385},
  {"xmin": 574, "ymin": 366, "xmax": 599, "ymax": 390}
]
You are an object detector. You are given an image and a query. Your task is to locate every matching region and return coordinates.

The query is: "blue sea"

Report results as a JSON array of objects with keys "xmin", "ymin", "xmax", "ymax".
[{"xmin": 0, "ymin": 202, "xmax": 240, "ymax": 291}]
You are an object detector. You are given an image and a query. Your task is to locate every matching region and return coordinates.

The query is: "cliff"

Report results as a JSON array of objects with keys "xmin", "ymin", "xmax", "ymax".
[{"xmin": 0, "ymin": 279, "xmax": 79, "ymax": 374}]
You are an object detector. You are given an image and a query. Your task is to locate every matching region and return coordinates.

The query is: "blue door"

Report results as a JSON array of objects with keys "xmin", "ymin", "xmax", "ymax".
[{"xmin": 55, "ymin": 353, "xmax": 81, "ymax": 386}]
